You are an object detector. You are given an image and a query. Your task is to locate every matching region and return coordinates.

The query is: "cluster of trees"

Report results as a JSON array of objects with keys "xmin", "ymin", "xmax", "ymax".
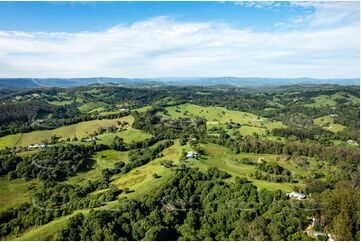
[
  {"xmin": 111, "ymin": 136, "xmax": 128, "ymax": 151},
  {"xmin": 0, "ymin": 101, "xmax": 59, "ymax": 136},
  {"xmin": 257, "ymin": 160, "xmax": 290, "ymax": 175},
  {"xmin": 319, "ymin": 184, "xmax": 360, "ymax": 240},
  {"xmin": 252, "ymin": 160, "xmax": 296, "ymax": 183},
  {"xmin": 55, "ymin": 167, "xmax": 313, "ymax": 240},
  {"xmin": 272, "ymin": 127, "xmax": 335, "ymax": 143},
  {"xmin": 0, "ymin": 101, "xmax": 56, "ymax": 125},
  {"xmin": 132, "ymin": 108, "xmax": 207, "ymax": 141},
  {"xmin": 0, "ymin": 144, "xmax": 107, "ymax": 182}
]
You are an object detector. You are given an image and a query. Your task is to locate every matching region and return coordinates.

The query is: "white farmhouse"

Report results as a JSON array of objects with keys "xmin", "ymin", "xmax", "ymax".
[
  {"xmin": 286, "ymin": 191, "xmax": 306, "ymax": 200},
  {"xmin": 84, "ymin": 137, "xmax": 97, "ymax": 142},
  {"xmin": 347, "ymin": 139, "xmax": 357, "ymax": 145},
  {"xmin": 186, "ymin": 151, "xmax": 197, "ymax": 158},
  {"xmin": 28, "ymin": 144, "xmax": 46, "ymax": 149}
]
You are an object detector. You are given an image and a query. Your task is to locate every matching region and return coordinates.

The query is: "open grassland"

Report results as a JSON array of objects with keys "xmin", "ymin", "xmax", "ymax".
[
  {"xmin": 67, "ymin": 150, "xmax": 130, "ymax": 185},
  {"xmin": 0, "ymin": 133, "xmax": 22, "ymax": 149},
  {"xmin": 162, "ymin": 103, "xmax": 286, "ymax": 136},
  {"xmin": 0, "ymin": 177, "xmax": 39, "ymax": 211},
  {"xmin": 47, "ymin": 100, "xmax": 73, "ymax": 106},
  {"xmin": 0, "ymin": 115, "xmax": 134, "ymax": 150},
  {"xmin": 99, "ymin": 110, "xmax": 122, "ymax": 116},
  {"xmin": 314, "ymin": 115, "xmax": 345, "ymax": 133},
  {"xmin": 78, "ymin": 102, "xmax": 107, "ymax": 113},
  {"xmin": 134, "ymin": 105, "xmax": 152, "ymax": 113},
  {"xmin": 96, "ymin": 127, "xmax": 152, "ymax": 145},
  {"xmin": 94, "ymin": 149, "xmax": 130, "ymax": 167},
  {"xmin": 305, "ymin": 92, "xmax": 359, "ymax": 107}
]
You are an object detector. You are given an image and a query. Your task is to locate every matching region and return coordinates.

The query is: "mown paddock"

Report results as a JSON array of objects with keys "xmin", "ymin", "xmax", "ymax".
[{"xmin": 96, "ymin": 127, "xmax": 152, "ymax": 146}]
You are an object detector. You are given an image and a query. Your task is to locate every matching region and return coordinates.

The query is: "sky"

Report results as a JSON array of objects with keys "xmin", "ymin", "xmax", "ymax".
[{"xmin": 0, "ymin": 1, "xmax": 359, "ymax": 78}]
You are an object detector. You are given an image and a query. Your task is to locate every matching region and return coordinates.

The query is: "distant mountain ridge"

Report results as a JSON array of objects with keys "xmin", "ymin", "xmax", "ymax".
[{"xmin": 0, "ymin": 77, "xmax": 359, "ymax": 89}]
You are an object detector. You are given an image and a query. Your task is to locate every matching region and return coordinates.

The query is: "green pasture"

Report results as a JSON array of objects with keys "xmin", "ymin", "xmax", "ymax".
[
  {"xmin": 314, "ymin": 115, "xmax": 345, "ymax": 133},
  {"xmin": 0, "ymin": 116, "xmax": 134, "ymax": 150},
  {"xmin": 0, "ymin": 177, "xmax": 39, "ymax": 211},
  {"xmin": 162, "ymin": 103, "xmax": 285, "ymax": 137}
]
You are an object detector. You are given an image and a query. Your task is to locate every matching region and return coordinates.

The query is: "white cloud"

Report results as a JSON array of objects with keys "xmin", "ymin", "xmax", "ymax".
[
  {"xmin": 235, "ymin": 1, "xmax": 280, "ymax": 10},
  {"xmin": 0, "ymin": 16, "xmax": 359, "ymax": 78},
  {"xmin": 290, "ymin": 1, "xmax": 360, "ymax": 29}
]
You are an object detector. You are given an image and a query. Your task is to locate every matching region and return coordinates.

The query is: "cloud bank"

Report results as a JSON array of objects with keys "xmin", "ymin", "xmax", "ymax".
[{"xmin": 0, "ymin": 3, "xmax": 359, "ymax": 78}]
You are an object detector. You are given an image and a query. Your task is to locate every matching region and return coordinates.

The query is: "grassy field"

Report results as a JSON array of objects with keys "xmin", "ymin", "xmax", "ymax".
[
  {"xmin": 0, "ymin": 115, "xmax": 134, "ymax": 150},
  {"xmin": 67, "ymin": 150, "xmax": 130, "ymax": 185},
  {"xmin": 48, "ymin": 100, "xmax": 73, "ymax": 106},
  {"xmin": 0, "ymin": 133, "xmax": 22, "ymax": 149},
  {"xmin": 162, "ymin": 104, "xmax": 286, "ymax": 137},
  {"xmin": 78, "ymin": 102, "xmax": 107, "ymax": 113},
  {"xmin": 94, "ymin": 149, "xmax": 130, "ymax": 167},
  {"xmin": 305, "ymin": 92, "xmax": 359, "ymax": 108},
  {"xmin": 134, "ymin": 105, "xmax": 152, "ymax": 112},
  {"xmin": 96, "ymin": 127, "xmax": 152, "ymax": 145},
  {"xmin": 314, "ymin": 115, "xmax": 345, "ymax": 133},
  {"xmin": 0, "ymin": 177, "xmax": 39, "ymax": 211}
]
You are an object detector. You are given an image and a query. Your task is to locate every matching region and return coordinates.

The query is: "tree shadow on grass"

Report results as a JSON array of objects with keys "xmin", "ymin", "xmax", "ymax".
[{"xmin": 77, "ymin": 157, "xmax": 97, "ymax": 173}]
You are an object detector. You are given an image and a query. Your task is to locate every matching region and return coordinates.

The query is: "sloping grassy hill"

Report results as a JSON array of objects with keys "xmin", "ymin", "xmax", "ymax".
[
  {"xmin": 161, "ymin": 104, "xmax": 286, "ymax": 136},
  {"xmin": 0, "ymin": 177, "xmax": 39, "ymax": 211},
  {"xmin": 0, "ymin": 133, "xmax": 22, "ymax": 149},
  {"xmin": 314, "ymin": 115, "xmax": 345, "ymax": 133},
  {"xmin": 13, "ymin": 211, "xmax": 89, "ymax": 241},
  {"xmin": 305, "ymin": 92, "xmax": 359, "ymax": 107},
  {"xmin": 96, "ymin": 127, "xmax": 152, "ymax": 145}
]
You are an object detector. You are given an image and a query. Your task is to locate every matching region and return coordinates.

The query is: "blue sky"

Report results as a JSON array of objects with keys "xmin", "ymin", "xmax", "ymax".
[
  {"xmin": 0, "ymin": 1, "xmax": 359, "ymax": 78},
  {"xmin": 0, "ymin": 1, "xmax": 310, "ymax": 32}
]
